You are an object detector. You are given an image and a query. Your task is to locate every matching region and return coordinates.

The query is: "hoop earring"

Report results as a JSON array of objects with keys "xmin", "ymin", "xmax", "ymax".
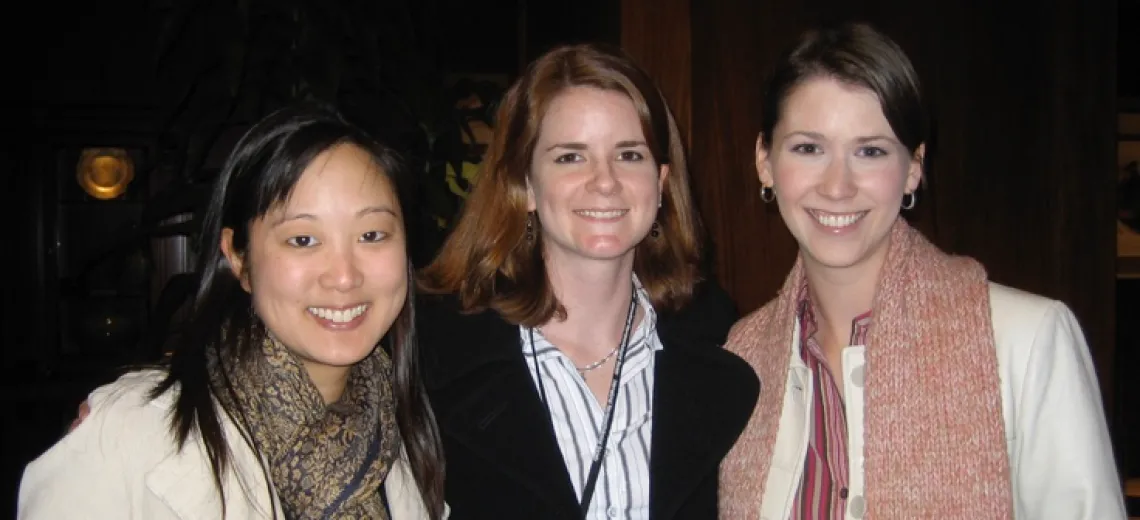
[
  {"xmin": 760, "ymin": 185, "xmax": 775, "ymax": 203},
  {"xmin": 525, "ymin": 212, "xmax": 535, "ymax": 243},
  {"xmin": 650, "ymin": 221, "xmax": 661, "ymax": 238},
  {"xmin": 902, "ymin": 192, "xmax": 916, "ymax": 210}
]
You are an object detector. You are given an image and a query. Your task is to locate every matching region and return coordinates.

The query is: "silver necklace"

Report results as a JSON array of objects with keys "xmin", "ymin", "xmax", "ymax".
[
  {"xmin": 535, "ymin": 292, "xmax": 638, "ymax": 376},
  {"xmin": 576, "ymin": 343, "xmax": 622, "ymax": 374},
  {"xmin": 535, "ymin": 328, "xmax": 624, "ymax": 375}
]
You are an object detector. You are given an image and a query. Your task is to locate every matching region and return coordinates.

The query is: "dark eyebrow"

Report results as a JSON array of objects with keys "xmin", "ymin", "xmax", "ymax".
[
  {"xmin": 545, "ymin": 142, "xmax": 588, "ymax": 152},
  {"xmin": 783, "ymin": 131, "xmax": 901, "ymax": 146},
  {"xmin": 270, "ymin": 212, "xmax": 315, "ymax": 227},
  {"xmin": 270, "ymin": 206, "xmax": 398, "ymax": 227},
  {"xmin": 356, "ymin": 206, "xmax": 399, "ymax": 218},
  {"xmin": 784, "ymin": 130, "xmax": 826, "ymax": 140},
  {"xmin": 855, "ymin": 135, "xmax": 901, "ymax": 145}
]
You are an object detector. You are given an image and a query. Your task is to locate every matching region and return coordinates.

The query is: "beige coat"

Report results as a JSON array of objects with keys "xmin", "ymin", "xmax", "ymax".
[{"xmin": 18, "ymin": 370, "xmax": 445, "ymax": 519}]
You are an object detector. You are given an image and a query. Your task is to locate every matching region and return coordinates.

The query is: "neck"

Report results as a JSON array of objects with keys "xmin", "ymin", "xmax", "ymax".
[
  {"xmin": 301, "ymin": 361, "xmax": 350, "ymax": 404},
  {"xmin": 541, "ymin": 252, "xmax": 639, "ymax": 357},
  {"xmin": 802, "ymin": 246, "xmax": 887, "ymax": 354}
]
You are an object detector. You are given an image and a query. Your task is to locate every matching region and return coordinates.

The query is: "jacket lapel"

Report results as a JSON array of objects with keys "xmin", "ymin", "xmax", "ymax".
[
  {"xmin": 440, "ymin": 355, "xmax": 582, "ymax": 513},
  {"xmin": 650, "ymin": 344, "xmax": 761, "ymax": 519},
  {"xmin": 419, "ymin": 295, "xmax": 581, "ymax": 514},
  {"xmin": 144, "ymin": 409, "xmax": 280, "ymax": 520}
]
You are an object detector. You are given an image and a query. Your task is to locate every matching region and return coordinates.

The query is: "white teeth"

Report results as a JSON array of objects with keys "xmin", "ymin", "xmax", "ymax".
[
  {"xmin": 813, "ymin": 211, "xmax": 865, "ymax": 228},
  {"xmin": 307, "ymin": 304, "xmax": 368, "ymax": 323},
  {"xmin": 576, "ymin": 209, "xmax": 627, "ymax": 218}
]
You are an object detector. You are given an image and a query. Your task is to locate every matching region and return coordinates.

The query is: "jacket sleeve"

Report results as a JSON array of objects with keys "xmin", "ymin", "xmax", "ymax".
[{"xmin": 1010, "ymin": 300, "xmax": 1127, "ymax": 519}]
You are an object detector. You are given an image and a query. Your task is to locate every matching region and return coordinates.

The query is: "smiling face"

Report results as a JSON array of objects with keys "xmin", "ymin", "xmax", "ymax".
[
  {"xmin": 758, "ymin": 76, "xmax": 923, "ymax": 276},
  {"xmin": 222, "ymin": 143, "xmax": 408, "ymax": 388},
  {"xmin": 526, "ymin": 86, "xmax": 669, "ymax": 271}
]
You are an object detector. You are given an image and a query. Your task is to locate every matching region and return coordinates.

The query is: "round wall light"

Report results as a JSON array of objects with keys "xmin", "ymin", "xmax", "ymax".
[{"xmin": 76, "ymin": 147, "xmax": 134, "ymax": 200}]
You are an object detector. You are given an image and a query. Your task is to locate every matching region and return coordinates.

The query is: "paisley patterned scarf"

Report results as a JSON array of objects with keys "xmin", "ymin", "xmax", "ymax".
[{"xmin": 211, "ymin": 333, "xmax": 400, "ymax": 519}]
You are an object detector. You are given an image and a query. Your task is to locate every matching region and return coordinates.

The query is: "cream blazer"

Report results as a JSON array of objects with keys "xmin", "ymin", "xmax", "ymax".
[{"xmin": 18, "ymin": 370, "xmax": 446, "ymax": 519}]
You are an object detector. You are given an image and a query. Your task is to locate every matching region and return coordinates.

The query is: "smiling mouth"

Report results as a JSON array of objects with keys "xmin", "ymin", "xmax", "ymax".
[
  {"xmin": 307, "ymin": 304, "xmax": 369, "ymax": 323},
  {"xmin": 807, "ymin": 209, "xmax": 868, "ymax": 228},
  {"xmin": 574, "ymin": 209, "xmax": 628, "ymax": 219}
]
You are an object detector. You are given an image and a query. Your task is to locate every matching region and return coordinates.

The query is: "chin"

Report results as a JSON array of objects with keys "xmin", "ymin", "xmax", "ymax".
[
  {"xmin": 316, "ymin": 344, "xmax": 381, "ymax": 367},
  {"xmin": 579, "ymin": 234, "xmax": 641, "ymax": 255},
  {"xmin": 803, "ymin": 235, "xmax": 890, "ymax": 271},
  {"xmin": 303, "ymin": 329, "xmax": 385, "ymax": 362}
]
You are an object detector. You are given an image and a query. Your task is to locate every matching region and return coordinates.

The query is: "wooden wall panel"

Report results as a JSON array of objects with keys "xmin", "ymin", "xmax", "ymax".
[
  {"xmin": 622, "ymin": 0, "xmax": 1120, "ymax": 439},
  {"xmin": 620, "ymin": 0, "xmax": 692, "ymax": 148}
]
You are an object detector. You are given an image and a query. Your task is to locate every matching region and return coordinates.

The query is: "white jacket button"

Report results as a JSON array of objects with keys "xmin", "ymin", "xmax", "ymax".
[
  {"xmin": 850, "ymin": 363, "xmax": 865, "ymax": 387},
  {"xmin": 849, "ymin": 495, "xmax": 866, "ymax": 518}
]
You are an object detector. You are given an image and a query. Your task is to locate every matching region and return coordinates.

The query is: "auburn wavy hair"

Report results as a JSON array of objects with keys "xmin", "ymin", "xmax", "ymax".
[{"xmin": 419, "ymin": 43, "xmax": 704, "ymax": 327}]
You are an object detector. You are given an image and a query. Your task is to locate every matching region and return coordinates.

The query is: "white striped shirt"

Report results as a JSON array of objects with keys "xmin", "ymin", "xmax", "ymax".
[{"xmin": 519, "ymin": 282, "xmax": 660, "ymax": 520}]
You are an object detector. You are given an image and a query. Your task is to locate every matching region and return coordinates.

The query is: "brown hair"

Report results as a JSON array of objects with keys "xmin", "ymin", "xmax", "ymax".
[
  {"xmin": 760, "ymin": 22, "xmax": 928, "ymax": 156},
  {"xmin": 419, "ymin": 43, "xmax": 704, "ymax": 327}
]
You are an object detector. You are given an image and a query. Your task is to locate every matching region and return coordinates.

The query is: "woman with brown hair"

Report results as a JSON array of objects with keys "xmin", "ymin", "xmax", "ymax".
[
  {"xmin": 418, "ymin": 43, "xmax": 760, "ymax": 519},
  {"xmin": 718, "ymin": 22, "xmax": 1125, "ymax": 519}
]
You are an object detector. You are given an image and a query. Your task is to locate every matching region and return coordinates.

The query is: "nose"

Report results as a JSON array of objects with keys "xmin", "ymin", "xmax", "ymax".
[
  {"xmin": 586, "ymin": 159, "xmax": 620, "ymax": 195},
  {"xmin": 817, "ymin": 156, "xmax": 857, "ymax": 200},
  {"xmin": 319, "ymin": 243, "xmax": 364, "ymax": 292}
]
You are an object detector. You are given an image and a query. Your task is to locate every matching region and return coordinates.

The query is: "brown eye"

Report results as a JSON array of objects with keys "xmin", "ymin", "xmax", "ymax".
[
  {"xmin": 361, "ymin": 231, "xmax": 388, "ymax": 243},
  {"xmin": 856, "ymin": 146, "xmax": 889, "ymax": 158},
  {"xmin": 286, "ymin": 235, "xmax": 317, "ymax": 247}
]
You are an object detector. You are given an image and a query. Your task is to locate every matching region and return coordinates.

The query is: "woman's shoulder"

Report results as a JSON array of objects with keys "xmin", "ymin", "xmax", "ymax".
[
  {"xmin": 987, "ymin": 282, "xmax": 1071, "ymax": 329},
  {"xmin": 655, "ymin": 277, "xmax": 740, "ymax": 348},
  {"xmin": 20, "ymin": 370, "xmax": 179, "ymax": 497},
  {"xmin": 73, "ymin": 369, "xmax": 178, "ymax": 450},
  {"xmin": 416, "ymin": 292, "xmax": 516, "ymax": 343},
  {"xmin": 987, "ymin": 281, "xmax": 1087, "ymax": 360},
  {"xmin": 726, "ymin": 295, "xmax": 783, "ymax": 344}
]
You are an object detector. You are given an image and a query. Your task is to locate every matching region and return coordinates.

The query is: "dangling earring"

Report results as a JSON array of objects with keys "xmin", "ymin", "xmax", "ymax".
[
  {"xmin": 760, "ymin": 185, "xmax": 775, "ymax": 203},
  {"xmin": 525, "ymin": 211, "xmax": 535, "ymax": 243},
  {"xmin": 902, "ymin": 191, "xmax": 916, "ymax": 210},
  {"xmin": 650, "ymin": 221, "xmax": 661, "ymax": 238}
]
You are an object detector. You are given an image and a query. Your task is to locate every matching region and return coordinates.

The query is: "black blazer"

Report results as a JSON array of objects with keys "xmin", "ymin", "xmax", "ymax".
[{"xmin": 417, "ymin": 281, "xmax": 761, "ymax": 519}]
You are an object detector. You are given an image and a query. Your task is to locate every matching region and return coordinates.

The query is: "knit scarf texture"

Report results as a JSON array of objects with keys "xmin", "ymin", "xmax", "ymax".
[
  {"xmin": 210, "ymin": 333, "xmax": 400, "ymax": 519},
  {"xmin": 718, "ymin": 219, "xmax": 1013, "ymax": 518}
]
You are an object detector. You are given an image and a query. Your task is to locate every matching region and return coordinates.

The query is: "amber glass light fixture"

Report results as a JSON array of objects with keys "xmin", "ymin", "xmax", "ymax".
[{"xmin": 76, "ymin": 147, "xmax": 134, "ymax": 200}]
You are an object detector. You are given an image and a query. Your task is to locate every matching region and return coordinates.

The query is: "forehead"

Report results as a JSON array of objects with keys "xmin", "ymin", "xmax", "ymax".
[
  {"xmin": 536, "ymin": 86, "xmax": 643, "ymax": 139},
  {"xmin": 276, "ymin": 143, "xmax": 399, "ymax": 213},
  {"xmin": 778, "ymin": 76, "xmax": 894, "ymax": 136}
]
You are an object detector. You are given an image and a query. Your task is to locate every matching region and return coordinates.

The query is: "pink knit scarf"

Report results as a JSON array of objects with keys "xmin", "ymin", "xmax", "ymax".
[{"xmin": 718, "ymin": 219, "xmax": 1014, "ymax": 518}]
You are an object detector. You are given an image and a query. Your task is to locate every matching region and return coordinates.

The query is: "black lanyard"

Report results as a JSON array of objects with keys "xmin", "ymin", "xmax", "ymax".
[{"xmin": 528, "ymin": 282, "xmax": 638, "ymax": 519}]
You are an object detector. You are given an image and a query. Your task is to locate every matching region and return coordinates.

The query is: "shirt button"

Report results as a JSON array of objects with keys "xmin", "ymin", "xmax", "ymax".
[
  {"xmin": 606, "ymin": 506, "xmax": 619, "ymax": 517},
  {"xmin": 839, "ymin": 487, "xmax": 849, "ymax": 499}
]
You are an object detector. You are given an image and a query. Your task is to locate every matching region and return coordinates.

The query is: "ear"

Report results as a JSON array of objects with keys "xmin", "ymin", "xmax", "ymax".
[
  {"xmin": 526, "ymin": 176, "xmax": 537, "ymax": 212},
  {"xmin": 756, "ymin": 133, "xmax": 774, "ymax": 187},
  {"xmin": 220, "ymin": 227, "xmax": 252, "ymax": 293},
  {"xmin": 905, "ymin": 143, "xmax": 925, "ymax": 194},
  {"xmin": 657, "ymin": 163, "xmax": 671, "ymax": 206}
]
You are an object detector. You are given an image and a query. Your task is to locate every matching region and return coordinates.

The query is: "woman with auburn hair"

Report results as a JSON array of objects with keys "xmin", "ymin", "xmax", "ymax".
[
  {"xmin": 718, "ymin": 22, "xmax": 1125, "ymax": 519},
  {"xmin": 418, "ymin": 42, "xmax": 759, "ymax": 519}
]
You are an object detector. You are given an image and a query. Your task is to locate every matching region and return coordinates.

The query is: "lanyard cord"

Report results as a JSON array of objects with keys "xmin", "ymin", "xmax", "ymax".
[{"xmin": 528, "ymin": 281, "xmax": 638, "ymax": 518}]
